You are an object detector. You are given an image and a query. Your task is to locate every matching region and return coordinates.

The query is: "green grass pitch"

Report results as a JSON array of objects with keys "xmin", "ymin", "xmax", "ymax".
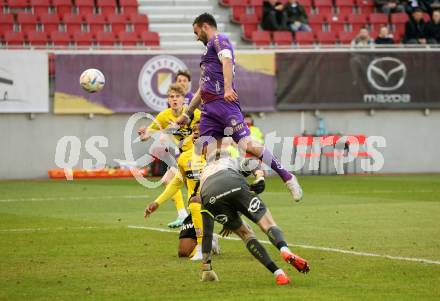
[{"xmin": 0, "ymin": 175, "xmax": 439, "ymax": 301}]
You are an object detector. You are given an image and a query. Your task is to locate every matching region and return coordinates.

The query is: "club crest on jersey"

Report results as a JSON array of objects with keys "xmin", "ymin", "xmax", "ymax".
[{"xmin": 138, "ymin": 55, "xmax": 190, "ymax": 112}]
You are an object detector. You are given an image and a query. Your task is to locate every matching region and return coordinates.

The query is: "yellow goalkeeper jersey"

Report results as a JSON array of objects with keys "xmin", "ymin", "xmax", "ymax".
[
  {"xmin": 147, "ymin": 106, "xmax": 201, "ymax": 152},
  {"xmin": 154, "ymin": 145, "xmax": 205, "ymax": 205}
]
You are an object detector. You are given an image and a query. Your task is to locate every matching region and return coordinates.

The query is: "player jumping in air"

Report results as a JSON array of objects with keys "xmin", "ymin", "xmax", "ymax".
[
  {"xmin": 138, "ymin": 84, "xmax": 201, "ymax": 228},
  {"xmin": 176, "ymin": 13, "xmax": 303, "ymax": 201},
  {"xmin": 197, "ymin": 138, "xmax": 310, "ymax": 285},
  {"xmin": 144, "ymin": 122, "xmax": 267, "ymax": 260}
]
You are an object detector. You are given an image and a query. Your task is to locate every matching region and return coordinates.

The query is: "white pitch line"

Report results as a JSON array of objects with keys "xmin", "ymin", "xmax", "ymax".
[
  {"xmin": 128, "ymin": 225, "xmax": 440, "ymax": 266},
  {"xmin": 0, "ymin": 195, "xmax": 147, "ymax": 203},
  {"xmin": 0, "ymin": 226, "xmax": 101, "ymax": 232}
]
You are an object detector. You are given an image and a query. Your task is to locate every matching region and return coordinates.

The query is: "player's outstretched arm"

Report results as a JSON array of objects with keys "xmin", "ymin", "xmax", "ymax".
[{"xmin": 176, "ymin": 88, "xmax": 202, "ymax": 126}]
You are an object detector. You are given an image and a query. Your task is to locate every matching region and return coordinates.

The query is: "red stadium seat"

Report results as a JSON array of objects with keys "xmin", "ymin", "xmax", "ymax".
[
  {"xmin": 50, "ymin": 31, "xmax": 71, "ymax": 46},
  {"xmin": 5, "ymin": 31, "xmax": 25, "ymax": 46},
  {"xmin": 273, "ymin": 31, "xmax": 293, "ymax": 46},
  {"xmin": 357, "ymin": 0, "xmax": 374, "ymax": 15},
  {"xmin": 63, "ymin": 13, "xmax": 84, "ymax": 33},
  {"xmin": 27, "ymin": 30, "xmax": 48, "ymax": 46},
  {"xmin": 249, "ymin": 0, "xmax": 263, "ymax": 20},
  {"xmin": 308, "ymin": 14, "xmax": 326, "ymax": 33},
  {"xmin": 118, "ymin": 31, "xmax": 138, "ymax": 46},
  {"xmin": 230, "ymin": 0, "xmax": 247, "ymax": 23},
  {"xmin": 369, "ymin": 13, "xmax": 388, "ymax": 31},
  {"xmin": 96, "ymin": 31, "xmax": 116, "ymax": 46},
  {"xmin": 53, "ymin": 0, "xmax": 72, "ymax": 16},
  {"xmin": 119, "ymin": 0, "xmax": 138, "ymax": 14},
  {"xmin": 39, "ymin": 12, "xmax": 61, "ymax": 32},
  {"xmin": 108, "ymin": 13, "xmax": 128, "ymax": 33},
  {"xmin": 31, "ymin": 0, "xmax": 51, "ymax": 15},
  {"xmin": 73, "ymin": 31, "xmax": 94, "ymax": 46},
  {"xmin": 314, "ymin": 0, "xmax": 333, "ymax": 15},
  {"xmin": 295, "ymin": 31, "xmax": 314, "ymax": 45},
  {"xmin": 75, "ymin": 0, "xmax": 95, "ymax": 15},
  {"xmin": 390, "ymin": 13, "xmax": 408, "ymax": 34},
  {"xmin": 141, "ymin": 31, "xmax": 160, "ymax": 46},
  {"xmin": 338, "ymin": 30, "xmax": 357, "ymax": 43},
  {"xmin": 17, "ymin": 12, "xmax": 38, "ymax": 32},
  {"xmin": 240, "ymin": 13, "xmax": 259, "ymax": 40},
  {"xmin": 85, "ymin": 13, "xmax": 106, "ymax": 33},
  {"xmin": 97, "ymin": 0, "xmax": 116, "ymax": 15},
  {"xmin": 390, "ymin": 12, "xmax": 408, "ymax": 25},
  {"xmin": 327, "ymin": 14, "xmax": 346, "ymax": 32},
  {"xmin": 316, "ymin": 31, "xmax": 337, "ymax": 44},
  {"xmin": 0, "ymin": 14, "xmax": 14, "ymax": 37},
  {"xmin": 252, "ymin": 30, "xmax": 271, "ymax": 47},
  {"xmin": 8, "ymin": 0, "xmax": 31, "ymax": 10},
  {"xmin": 347, "ymin": 14, "xmax": 368, "ymax": 32},
  {"xmin": 335, "ymin": 0, "xmax": 354, "ymax": 15},
  {"xmin": 129, "ymin": 13, "xmax": 149, "ymax": 34}
]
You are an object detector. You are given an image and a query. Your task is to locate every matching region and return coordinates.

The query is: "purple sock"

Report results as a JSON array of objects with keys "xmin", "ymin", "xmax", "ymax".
[{"xmin": 259, "ymin": 148, "xmax": 293, "ymax": 182}]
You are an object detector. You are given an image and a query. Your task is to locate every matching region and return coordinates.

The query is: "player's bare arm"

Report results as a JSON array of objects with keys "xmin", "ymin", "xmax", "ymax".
[
  {"xmin": 176, "ymin": 88, "xmax": 202, "ymax": 126},
  {"xmin": 221, "ymin": 58, "xmax": 238, "ymax": 102}
]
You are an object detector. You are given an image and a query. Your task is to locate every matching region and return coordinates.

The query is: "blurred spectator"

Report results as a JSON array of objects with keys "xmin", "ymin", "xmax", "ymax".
[
  {"xmin": 426, "ymin": 9, "xmax": 440, "ymax": 43},
  {"xmin": 175, "ymin": 70, "xmax": 193, "ymax": 105},
  {"xmin": 407, "ymin": 0, "xmax": 440, "ymax": 14},
  {"xmin": 244, "ymin": 114, "xmax": 265, "ymax": 145},
  {"xmin": 376, "ymin": 0, "xmax": 405, "ymax": 14},
  {"xmin": 351, "ymin": 28, "xmax": 374, "ymax": 46},
  {"xmin": 284, "ymin": 0, "xmax": 312, "ymax": 32},
  {"xmin": 404, "ymin": 8, "xmax": 428, "ymax": 43},
  {"xmin": 375, "ymin": 26, "xmax": 395, "ymax": 44},
  {"xmin": 262, "ymin": 0, "xmax": 289, "ymax": 31}
]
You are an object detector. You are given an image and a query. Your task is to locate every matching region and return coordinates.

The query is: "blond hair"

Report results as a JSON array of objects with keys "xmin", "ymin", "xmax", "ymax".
[{"xmin": 167, "ymin": 83, "xmax": 185, "ymax": 96}]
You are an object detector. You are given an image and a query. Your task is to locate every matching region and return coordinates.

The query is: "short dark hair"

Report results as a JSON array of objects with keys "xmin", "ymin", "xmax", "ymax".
[
  {"xmin": 175, "ymin": 70, "xmax": 191, "ymax": 82},
  {"xmin": 193, "ymin": 13, "xmax": 217, "ymax": 28}
]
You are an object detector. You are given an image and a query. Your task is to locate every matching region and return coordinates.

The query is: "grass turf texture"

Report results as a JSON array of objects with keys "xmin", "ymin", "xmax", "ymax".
[{"xmin": 0, "ymin": 175, "xmax": 439, "ymax": 301}]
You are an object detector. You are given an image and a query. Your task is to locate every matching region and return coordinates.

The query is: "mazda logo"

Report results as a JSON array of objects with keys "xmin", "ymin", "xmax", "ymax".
[{"xmin": 367, "ymin": 57, "xmax": 406, "ymax": 92}]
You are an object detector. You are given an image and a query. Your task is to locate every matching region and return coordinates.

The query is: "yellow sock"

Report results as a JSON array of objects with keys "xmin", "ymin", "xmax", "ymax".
[
  {"xmin": 172, "ymin": 189, "xmax": 185, "ymax": 213},
  {"xmin": 188, "ymin": 202, "xmax": 203, "ymax": 245}
]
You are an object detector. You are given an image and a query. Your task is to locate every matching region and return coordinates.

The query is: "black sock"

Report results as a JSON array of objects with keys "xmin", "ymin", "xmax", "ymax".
[
  {"xmin": 246, "ymin": 238, "xmax": 279, "ymax": 273},
  {"xmin": 201, "ymin": 212, "xmax": 214, "ymax": 256},
  {"xmin": 267, "ymin": 226, "xmax": 288, "ymax": 250}
]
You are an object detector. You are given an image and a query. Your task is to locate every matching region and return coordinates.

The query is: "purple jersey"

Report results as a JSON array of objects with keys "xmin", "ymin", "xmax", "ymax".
[
  {"xmin": 185, "ymin": 91, "xmax": 194, "ymax": 105},
  {"xmin": 199, "ymin": 33, "xmax": 236, "ymax": 103}
]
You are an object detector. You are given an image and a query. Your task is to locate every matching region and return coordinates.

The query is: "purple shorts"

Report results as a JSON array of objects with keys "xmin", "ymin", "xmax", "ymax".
[{"xmin": 199, "ymin": 100, "xmax": 250, "ymax": 143}]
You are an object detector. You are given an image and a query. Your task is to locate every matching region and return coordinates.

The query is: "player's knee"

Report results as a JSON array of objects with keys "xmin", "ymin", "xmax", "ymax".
[
  {"xmin": 178, "ymin": 238, "xmax": 197, "ymax": 257},
  {"xmin": 257, "ymin": 211, "xmax": 276, "ymax": 232}
]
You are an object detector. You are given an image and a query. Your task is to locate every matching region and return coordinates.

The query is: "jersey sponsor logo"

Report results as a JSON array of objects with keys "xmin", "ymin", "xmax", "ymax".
[
  {"xmin": 215, "ymin": 214, "xmax": 228, "ymax": 224},
  {"xmin": 138, "ymin": 55, "xmax": 190, "ymax": 112},
  {"xmin": 211, "ymin": 187, "xmax": 241, "ymax": 203},
  {"xmin": 248, "ymin": 197, "xmax": 261, "ymax": 213},
  {"xmin": 181, "ymin": 222, "xmax": 194, "ymax": 231},
  {"xmin": 185, "ymin": 170, "xmax": 201, "ymax": 180},
  {"xmin": 209, "ymin": 196, "xmax": 216, "ymax": 204}
]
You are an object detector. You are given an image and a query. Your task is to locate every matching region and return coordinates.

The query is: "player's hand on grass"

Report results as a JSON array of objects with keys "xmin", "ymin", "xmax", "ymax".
[
  {"xmin": 224, "ymin": 87, "xmax": 238, "ymax": 102},
  {"xmin": 144, "ymin": 202, "xmax": 159, "ymax": 218},
  {"xmin": 219, "ymin": 226, "xmax": 233, "ymax": 237}
]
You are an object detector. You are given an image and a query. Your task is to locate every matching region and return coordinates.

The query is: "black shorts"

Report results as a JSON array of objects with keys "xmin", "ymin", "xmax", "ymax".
[
  {"xmin": 200, "ymin": 169, "xmax": 267, "ymax": 230},
  {"xmin": 179, "ymin": 214, "xmax": 196, "ymax": 240}
]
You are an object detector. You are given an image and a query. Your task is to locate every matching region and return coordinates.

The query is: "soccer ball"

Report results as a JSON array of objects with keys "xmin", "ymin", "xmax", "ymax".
[{"xmin": 79, "ymin": 68, "xmax": 105, "ymax": 93}]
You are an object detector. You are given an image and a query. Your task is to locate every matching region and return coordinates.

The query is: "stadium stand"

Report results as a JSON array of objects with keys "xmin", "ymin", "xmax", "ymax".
[
  {"xmin": 0, "ymin": 0, "xmax": 159, "ymax": 48},
  {"xmin": 220, "ymin": 0, "xmax": 422, "ymax": 46}
]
